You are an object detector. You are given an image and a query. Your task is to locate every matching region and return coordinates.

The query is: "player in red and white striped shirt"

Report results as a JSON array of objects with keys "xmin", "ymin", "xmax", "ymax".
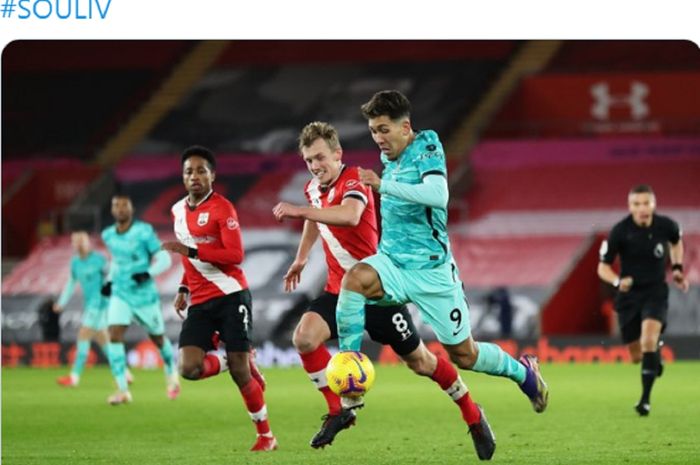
[
  {"xmin": 162, "ymin": 146, "xmax": 277, "ymax": 452},
  {"xmin": 273, "ymin": 122, "xmax": 481, "ymax": 449}
]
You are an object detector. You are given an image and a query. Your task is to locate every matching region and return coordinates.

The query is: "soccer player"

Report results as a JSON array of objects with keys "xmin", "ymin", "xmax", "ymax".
[
  {"xmin": 55, "ymin": 231, "xmax": 114, "ymax": 387},
  {"xmin": 102, "ymin": 194, "xmax": 178, "ymax": 405},
  {"xmin": 162, "ymin": 145, "xmax": 277, "ymax": 452},
  {"xmin": 273, "ymin": 122, "xmax": 485, "ymax": 450},
  {"xmin": 334, "ymin": 90, "xmax": 549, "ymax": 460},
  {"xmin": 598, "ymin": 184, "xmax": 689, "ymax": 416}
]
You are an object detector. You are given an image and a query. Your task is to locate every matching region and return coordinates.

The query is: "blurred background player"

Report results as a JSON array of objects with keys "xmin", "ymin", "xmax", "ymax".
[
  {"xmin": 335, "ymin": 90, "xmax": 549, "ymax": 460},
  {"xmin": 102, "ymin": 194, "xmax": 178, "ymax": 405},
  {"xmin": 162, "ymin": 146, "xmax": 277, "ymax": 452},
  {"xmin": 274, "ymin": 122, "xmax": 483, "ymax": 449},
  {"xmin": 598, "ymin": 184, "xmax": 689, "ymax": 416},
  {"xmin": 54, "ymin": 231, "xmax": 128, "ymax": 387}
]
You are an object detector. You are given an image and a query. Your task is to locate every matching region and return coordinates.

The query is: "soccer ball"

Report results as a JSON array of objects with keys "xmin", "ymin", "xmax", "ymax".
[{"xmin": 325, "ymin": 351, "xmax": 376, "ymax": 398}]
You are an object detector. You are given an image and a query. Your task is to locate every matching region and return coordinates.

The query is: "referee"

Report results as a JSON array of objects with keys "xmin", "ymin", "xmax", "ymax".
[{"xmin": 598, "ymin": 184, "xmax": 689, "ymax": 416}]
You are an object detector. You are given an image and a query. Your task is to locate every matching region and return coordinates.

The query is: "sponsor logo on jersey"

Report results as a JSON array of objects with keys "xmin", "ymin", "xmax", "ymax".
[
  {"xmin": 226, "ymin": 217, "xmax": 239, "ymax": 230},
  {"xmin": 345, "ymin": 179, "xmax": 359, "ymax": 188},
  {"xmin": 197, "ymin": 212, "xmax": 209, "ymax": 226}
]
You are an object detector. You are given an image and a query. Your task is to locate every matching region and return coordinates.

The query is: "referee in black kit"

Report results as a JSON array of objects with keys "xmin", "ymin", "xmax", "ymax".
[{"xmin": 598, "ymin": 184, "xmax": 689, "ymax": 416}]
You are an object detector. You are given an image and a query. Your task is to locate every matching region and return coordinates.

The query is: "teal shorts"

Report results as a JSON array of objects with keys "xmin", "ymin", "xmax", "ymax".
[
  {"xmin": 82, "ymin": 307, "xmax": 108, "ymax": 331},
  {"xmin": 107, "ymin": 295, "xmax": 165, "ymax": 336},
  {"xmin": 362, "ymin": 253, "xmax": 471, "ymax": 345}
]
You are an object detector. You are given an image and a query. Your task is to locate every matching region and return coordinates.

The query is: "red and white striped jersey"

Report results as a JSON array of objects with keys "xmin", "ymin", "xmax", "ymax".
[
  {"xmin": 304, "ymin": 165, "xmax": 379, "ymax": 294},
  {"xmin": 171, "ymin": 191, "xmax": 248, "ymax": 306}
]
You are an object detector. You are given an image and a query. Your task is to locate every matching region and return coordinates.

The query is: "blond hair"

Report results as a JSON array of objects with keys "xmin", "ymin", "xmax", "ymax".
[{"xmin": 298, "ymin": 121, "xmax": 341, "ymax": 153}]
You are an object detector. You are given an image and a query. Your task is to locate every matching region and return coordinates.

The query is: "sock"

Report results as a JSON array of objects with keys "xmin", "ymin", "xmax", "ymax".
[
  {"xmin": 71, "ymin": 340, "xmax": 91, "ymax": 380},
  {"xmin": 640, "ymin": 351, "xmax": 657, "ymax": 404},
  {"xmin": 107, "ymin": 342, "xmax": 129, "ymax": 392},
  {"xmin": 431, "ymin": 356, "xmax": 481, "ymax": 425},
  {"xmin": 336, "ymin": 289, "xmax": 367, "ymax": 351},
  {"xmin": 158, "ymin": 337, "xmax": 176, "ymax": 377},
  {"xmin": 299, "ymin": 345, "xmax": 341, "ymax": 415},
  {"xmin": 472, "ymin": 342, "xmax": 526, "ymax": 384},
  {"xmin": 240, "ymin": 378, "xmax": 271, "ymax": 435},
  {"xmin": 199, "ymin": 353, "xmax": 227, "ymax": 379}
]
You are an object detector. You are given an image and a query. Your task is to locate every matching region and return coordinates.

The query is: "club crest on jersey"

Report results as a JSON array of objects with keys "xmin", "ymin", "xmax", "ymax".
[
  {"xmin": 654, "ymin": 243, "xmax": 664, "ymax": 258},
  {"xmin": 197, "ymin": 212, "xmax": 209, "ymax": 226},
  {"xmin": 328, "ymin": 187, "xmax": 336, "ymax": 203}
]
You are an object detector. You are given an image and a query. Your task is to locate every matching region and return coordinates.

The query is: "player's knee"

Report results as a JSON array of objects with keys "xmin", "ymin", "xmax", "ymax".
[
  {"xmin": 179, "ymin": 360, "xmax": 202, "ymax": 380},
  {"xmin": 449, "ymin": 352, "xmax": 477, "ymax": 370},
  {"xmin": 342, "ymin": 263, "xmax": 376, "ymax": 294},
  {"xmin": 292, "ymin": 327, "xmax": 320, "ymax": 354}
]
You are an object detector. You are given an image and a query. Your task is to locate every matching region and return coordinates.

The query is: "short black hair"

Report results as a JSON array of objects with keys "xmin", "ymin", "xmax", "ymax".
[
  {"xmin": 629, "ymin": 184, "xmax": 655, "ymax": 196},
  {"xmin": 182, "ymin": 145, "xmax": 216, "ymax": 170},
  {"xmin": 360, "ymin": 90, "xmax": 411, "ymax": 121}
]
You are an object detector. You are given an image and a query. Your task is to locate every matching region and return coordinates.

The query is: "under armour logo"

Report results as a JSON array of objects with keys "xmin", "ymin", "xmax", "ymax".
[{"xmin": 590, "ymin": 81, "xmax": 649, "ymax": 121}]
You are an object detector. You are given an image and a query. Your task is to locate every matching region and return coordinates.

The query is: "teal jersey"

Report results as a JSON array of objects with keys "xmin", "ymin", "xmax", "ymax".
[
  {"xmin": 58, "ymin": 251, "xmax": 108, "ymax": 311},
  {"xmin": 378, "ymin": 130, "xmax": 451, "ymax": 270},
  {"xmin": 102, "ymin": 220, "xmax": 162, "ymax": 306}
]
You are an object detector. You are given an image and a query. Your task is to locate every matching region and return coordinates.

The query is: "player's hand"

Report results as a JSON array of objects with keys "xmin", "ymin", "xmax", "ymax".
[
  {"xmin": 672, "ymin": 270, "xmax": 690, "ymax": 293},
  {"xmin": 272, "ymin": 202, "xmax": 303, "ymax": 222},
  {"xmin": 358, "ymin": 167, "xmax": 381, "ymax": 192},
  {"xmin": 100, "ymin": 282, "xmax": 112, "ymax": 297},
  {"xmin": 173, "ymin": 292, "xmax": 188, "ymax": 319},
  {"xmin": 131, "ymin": 272, "xmax": 151, "ymax": 285},
  {"xmin": 162, "ymin": 241, "xmax": 189, "ymax": 256},
  {"xmin": 52, "ymin": 303, "xmax": 63, "ymax": 313},
  {"xmin": 283, "ymin": 259, "xmax": 307, "ymax": 292},
  {"xmin": 618, "ymin": 276, "xmax": 634, "ymax": 292}
]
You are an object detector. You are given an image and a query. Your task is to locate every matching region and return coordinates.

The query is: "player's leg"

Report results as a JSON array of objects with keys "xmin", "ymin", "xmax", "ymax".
[
  {"xmin": 135, "ymin": 299, "xmax": 179, "ymax": 399},
  {"xmin": 336, "ymin": 254, "xmax": 401, "ymax": 352},
  {"xmin": 372, "ymin": 304, "xmax": 494, "ymax": 461},
  {"xmin": 294, "ymin": 294, "xmax": 356, "ymax": 448},
  {"xmin": 106, "ymin": 324, "xmax": 132, "ymax": 404},
  {"xmin": 178, "ymin": 303, "xmax": 226, "ymax": 381},
  {"xmin": 93, "ymin": 326, "xmax": 133, "ymax": 384},
  {"xmin": 637, "ymin": 317, "xmax": 663, "ymax": 416},
  {"xmin": 222, "ymin": 290, "xmax": 277, "ymax": 451},
  {"xmin": 57, "ymin": 325, "xmax": 95, "ymax": 387},
  {"xmin": 410, "ymin": 262, "xmax": 547, "ymax": 413}
]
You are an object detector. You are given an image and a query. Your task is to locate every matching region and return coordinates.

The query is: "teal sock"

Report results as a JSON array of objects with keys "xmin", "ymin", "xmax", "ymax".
[
  {"xmin": 159, "ymin": 338, "xmax": 176, "ymax": 376},
  {"xmin": 336, "ymin": 289, "xmax": 367, "ymax": 351},
  {"xmin": 472, "ymin": 342, "xmax": 526, "ymax": 384},
  {"xmin": 71, "ymin": 340, "xmax": 91, "ymax": 377},
  {"xmin": 107, "ymin": 342, "xmax": 129, "ymax": 392}
]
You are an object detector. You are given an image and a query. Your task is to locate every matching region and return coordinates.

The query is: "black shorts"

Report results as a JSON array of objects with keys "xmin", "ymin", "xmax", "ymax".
[
  {"xmin": 179, "ymin": 290, "xmax": 253, "ymax": 353},
  {"xmin": 307, "ymin": 292, "xmax": 421, "ymax": 356},
  {"xmin": 614, "ymin": 282, "xmax": 668, "ymax": 344}
]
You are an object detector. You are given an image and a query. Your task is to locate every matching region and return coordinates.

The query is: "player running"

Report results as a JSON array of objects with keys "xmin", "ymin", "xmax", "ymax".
[
  {"xmin": 54, "ymin": 231, "xmax": 130, "ymax": 387},
  {"xmin": 162, "ymin": 145, "xmax": 277, "ymax": 452},
  {"xmin": 273, "ymin": 121, "xmax": 487, "ymax": 451},
  {"xmin": 335, "ymin": 90, "xmax": 549, "ymax": 461},
  {"xmin": 102, "ymin": 194, "xmax": 178, "ymax": 405}
]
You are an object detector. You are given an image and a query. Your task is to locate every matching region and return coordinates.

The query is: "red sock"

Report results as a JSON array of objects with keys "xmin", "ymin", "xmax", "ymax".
[
  {"xmin": 431, "ymin": 356, "xmax": 481, "ymax": 425},
  {"xmin": 199, "ymin": 353, "xmax": 223, "ymax": 379},
  {"xmin": 240, "ymin": 378, "xmax": 271, "ymax": 435},
  {"xmin": 299, "ymin": 345, "xmax": 342, "ymax": 415}
]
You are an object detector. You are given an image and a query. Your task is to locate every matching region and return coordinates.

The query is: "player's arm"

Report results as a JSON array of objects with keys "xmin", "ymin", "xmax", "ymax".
[
  {"xmin": 359, "ymin": 168, "xmax": 449, "ymax": 209},
  {"xmin": 173, "ymin": 274, "xmax": 189, "ymax": 319},
  {"xmin": 273, "ymin": 197, "xmax": 365, "ymax": 227},
  {"xmin": 668, "ymin": 222, "xmax": 689, "ymax": 292},
  {"xmin": 54, "ymin": 271, "xmax": 77, "ymax": 313},
  {"xmin": 283, "ymin": 219, "xmax": 320, "ymax": 292},
  {"xmin": 597, "ymin": 228, "xmax": 632, "ymax": 292},
  {"xmin": 133, "ymin": 228, "xmax": 172, "ymax": 284}
]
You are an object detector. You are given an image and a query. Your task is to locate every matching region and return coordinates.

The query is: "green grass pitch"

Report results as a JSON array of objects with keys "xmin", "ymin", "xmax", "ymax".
[{"xmin": 3, "ymin": 362, "xmax": 699, "ymax": 464}]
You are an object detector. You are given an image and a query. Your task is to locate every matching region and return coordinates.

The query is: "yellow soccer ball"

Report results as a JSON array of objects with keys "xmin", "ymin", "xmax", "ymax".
[{"xmin": 325, "ymin": 351, "xmax": 376, "ymax": 398}]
